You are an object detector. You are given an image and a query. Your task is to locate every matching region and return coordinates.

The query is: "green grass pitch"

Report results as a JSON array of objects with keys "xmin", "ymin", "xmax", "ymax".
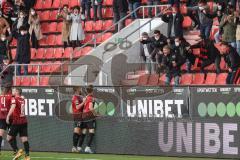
[{"xmin": 0, "ymin": 151, "xmax": 227, "ymax": 160}]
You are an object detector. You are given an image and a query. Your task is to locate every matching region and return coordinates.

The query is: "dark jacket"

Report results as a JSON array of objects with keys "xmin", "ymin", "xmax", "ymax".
[
  {"xmin": 12, "ymin": 17, "xmax": 29, "ymax": 32},
  {"xmin": 191, "ymin": 39, "xmax": 220, "ymax": 62},
  {"xmin": 0, "ymin": 41, "xmax": 8, "ymax": 62},
  {"xmin": 161, "ymin": 13, "xmax": 184, "ymax": 38},
  {"xmin": 140, "ymin": 39, "xmax": 155, "ymax": 62},
  {"xmin": 113, "ymin": 0, "xmax": 128, "ymax": 13},
  {"xmin": 13, "ymin": 32, "xmax": 31, "ymax": 64},
  {"xmin": 173, "ymin": 41, "xmax": 196, "ymax": 65},
  {"xmin": 161, "ymin": 52, "xmax": 181, "ymax": 77},
  {"xmin": 224, "ymin": 46, "xmax": 240, "ymax": 70}
]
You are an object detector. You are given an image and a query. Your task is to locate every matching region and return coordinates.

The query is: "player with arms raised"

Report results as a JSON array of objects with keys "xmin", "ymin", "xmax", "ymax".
[
  {"xmin": 6, "ymin": 88, "xmax": 30, "ymax": 160},
  {"xmin": 72, "ymin": 87, "xmax": 85, "ymax": 153},
  {"xmin": 0, "ymin": 86, "xmax": 13, "ymax": 154}
]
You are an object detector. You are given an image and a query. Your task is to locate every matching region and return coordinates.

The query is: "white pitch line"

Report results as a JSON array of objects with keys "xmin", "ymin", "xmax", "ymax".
[{"xmin": 3, "ymin": 155, "xmax": 100, "ymax": 160}]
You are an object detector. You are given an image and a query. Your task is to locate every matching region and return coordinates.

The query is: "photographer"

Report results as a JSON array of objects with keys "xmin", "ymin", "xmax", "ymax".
[{"xmin": 220, "ymin": 4, "xmax": 237, "ymax": 49}]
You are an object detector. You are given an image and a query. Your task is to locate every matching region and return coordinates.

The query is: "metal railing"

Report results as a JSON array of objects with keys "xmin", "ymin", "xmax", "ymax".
[{"xmin": 0, "ymin": 62, "xmax": 108, "ymax": 86}]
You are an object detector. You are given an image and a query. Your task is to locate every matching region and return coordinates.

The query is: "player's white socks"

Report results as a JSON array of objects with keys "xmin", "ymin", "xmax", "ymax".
[{"xmin": 85, "ymin": 146, "xmax": 93, "ymax": 154}]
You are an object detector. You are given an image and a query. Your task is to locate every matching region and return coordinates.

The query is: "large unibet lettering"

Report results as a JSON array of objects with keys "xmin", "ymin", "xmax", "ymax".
[
  {"xmin": 158, "ymin": 122, "xmax": 173, "ymax": 152},
  {"xmin": 195, "ymin": 123, "xmax": 201, "ymax": 153},
  {"xmin": 176, "ymin": 122, "xmax": 192, "ymax": 153},
  {"xmin": 204, "ymin": 123, "xmax": 220, "ymax": 154},
  {"xmin": 126, "ymin": 100, "xmax": 184, "ymax": 118},
  {"xmin": 223, "ymin": 123, "xmax": 238, "ymax": 155},
  {"xmin": 25, "ymin": 99, "xmax": 55, "ymax": 116}
]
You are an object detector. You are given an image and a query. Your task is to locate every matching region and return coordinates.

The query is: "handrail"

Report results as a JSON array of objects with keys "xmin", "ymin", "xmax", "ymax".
[{"xmin": 77, "ymin": 4, "xmax": 170, "ymax": 51}]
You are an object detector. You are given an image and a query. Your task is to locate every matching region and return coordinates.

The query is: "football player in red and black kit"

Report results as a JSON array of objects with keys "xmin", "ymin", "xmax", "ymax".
[
  {"xmin": 78, "ymin": 85, "xmax": 96, "ymax": 154},
  {"xmin": 71, "ymin": 87, "xmax": 86, "ymax": 153},
  {"xmin": 6, "ymin": 88, "xmax": 30, "ymax": 160},
  {"xmin": 0, "ymin": 86, "xmax": 12, "ymax": 153}
]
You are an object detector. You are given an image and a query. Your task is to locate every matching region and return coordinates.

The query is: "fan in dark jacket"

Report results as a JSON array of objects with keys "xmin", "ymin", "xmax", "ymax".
[
  {"xmin": 191, "ymin": 35, "xmax": 221, "ymax": 74},
  {"xmin": 113, "ymin": 0, "xmax": 128, "ymax": 31},
  {"xmin": 173, "ymin": 37, "xmax": 196, "ymax": 73},
  {"xmin": 13, "ymin": 26, "xmax": 31, "ymax": 75},
  {"xmin": 161, "ymin": 6, "xmax": 184, "ymax": 38},
  {"xmin": 0, "ymin": 34, "xmax": 11, "ymax": 64},
  {"xmin": 161, "ymin": 45, "xmax": 181, "ymax": 85},
  {"xmin": 220, "ymin": 42, "xmax": 240, "ymax": 84},
  {"xmin": 140, "ymin": 32, "xmax": 155, "ymax": 74}
]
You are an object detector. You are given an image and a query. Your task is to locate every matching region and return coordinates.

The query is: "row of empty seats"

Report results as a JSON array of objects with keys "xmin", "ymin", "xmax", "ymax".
[
  {"xmin": 134, "ymin": 73, "xmax": 229, "ymax": 86},
  {"xmin": 15, "ymin": 76, "xmax": 50, "ymax": 86}
]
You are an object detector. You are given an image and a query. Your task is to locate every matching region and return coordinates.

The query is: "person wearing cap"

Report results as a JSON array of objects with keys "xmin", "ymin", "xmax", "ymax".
[
  {"xmin": 139, "ymin": 32, "xmax": 155, "ymax": 74},
  {"xmin": 13, "ymin": 26, "xmax": 30, "ymax": 75}
]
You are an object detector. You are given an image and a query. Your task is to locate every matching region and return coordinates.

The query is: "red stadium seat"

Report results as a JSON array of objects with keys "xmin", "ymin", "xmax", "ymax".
[
  {"xmin": 34, "ymin": 0, "xmax": 42, "ymax": 9},
  {"xmin": 63, "ymin": 47, "xmax": 73, "ymax": 58},
  {"xmin": 61, "ymin": 0, "xmax": 69, "ymax": 6},
  {"xmin": 55, "ymin": 35, "xmax": 63, "ymax": 45},
  {"xmin": 137, "ymin": 74, "xmax": 149, "ymax": 86},
  {"xmin": 11, "ymin": 49, "xmax": 17, "ymax": 60},
  {"xmin": 182, "ymin": 16, "xmax": 192, "ymax": 28},
  {"xmin": 51, "ymin": 61, "xmax": 61, "ymax": 72},
  {"xmin": 181, "ymin": 74, "xmax": 193, "ymax": 85},
  {"xmin": 46, "ymin": 35, "xmax": 56, "ymax": 46},
  {"xmin": 52, "ymin": 0, "xmax": 60, "ymax": 8},
  {"xmin": 42, "ymin": 0, "xmax": 52, "ymax": 9},
  {"xmin": 193, "ymin": 73, "xmax": 205, "ymax": 85},
  {"xmin": 104, "ymin": 0, "xmax": 113, "ymax": 6},
  {"xmin": 49, "ymin": 10, "xmax": 58, "ymax": 21},
  {"xmin": 205, "ymin": 73, "xmax": 217, "ymax": 85},
  {"xmin": 102, "ymin": 32, "xmax": 113, "ymax": 42},
  {"xmin": 39, "ymin": 37, "xmax": 47, "ymax": 46},
  {"xmin": 104, "ymin": 8, "xmax": 113, "ymax": 18},
  {"xmin": 216, "ymin": 73, "xmax": 227, "ymax": 85},
  {"xmin": 69, "ymin": 0, "xmax": 80, "ymax": 8},
  {"xmin": 45, "ymin": 48, "xmax": 54, "ymax": 59},
  {"xmin": 21, "ymin": 77, "xmax": 31, "ymax": 86},
  {"xmin": 57, "ymin": 22, "xmax": 63, "ymax": 32},
  {"xmin": 81, "ymin": 46, "xmax": 92, "ymax": 56},
  {"xmin": 30, "ymin": 77, "xmax": 38, "ymax": 86},
  {"xmin": 31, "ymin": 48, "xmax": 36, "ymax": 59},
  {"xmin": 54, "ymin": 48, "xmax": 64, "ymax": 59},
  {"xmin": 36, "ymin": 48, "xmax": 45, "ymax": 59},
  {"xmin": 125, "ymin": 19, "xmax": 133, "ymax": 26},
  {"xmin": 41, "ymin": 62, "xmax": 52, "ymax": 73},
  {"xmin": 83, "ymin": 34, "xmax": 93, "ymax": 44},
  {"xmin": 84, "ymin": 21, "xmax": 93, "ymax": 32},
  {"xmin": 40, "ymin": 76, "xmax": 50, "ymax": 86},
  {"xmin": 148, "ymin": 74, "xmax": 159, "ymax": 86},
  {"xmin": 48, "ymin": 22, "xmax": 58, "ymax": 32},
  {"xmin": 103, "ymin": 20, "xmax": 114, "ymax": 31},
  {"xmin": 96, "ymin": 35, "xmax": 102, "ymax": 44},
  {"xmin": 41, "ymin": 23, "xmax": 49, "ymax": 33},
  {"xmin": 94, "ymin": 20, "xmax": 103, "ymax": 31},
  {"xmin": 73, "ymin": 48, "xmax": 82, "ymax": 58},
  {"xmin": 40, "ymin": 11, "xmax": 50, "ymax": 21}
]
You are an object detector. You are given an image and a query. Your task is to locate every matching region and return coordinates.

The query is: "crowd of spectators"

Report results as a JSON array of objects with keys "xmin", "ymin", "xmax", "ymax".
[{"xmin": 140, "ymin": 0, "xmax": 240, "ymax": 85}]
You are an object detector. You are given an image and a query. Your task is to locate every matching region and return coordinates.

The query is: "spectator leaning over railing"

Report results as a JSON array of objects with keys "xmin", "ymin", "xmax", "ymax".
[
  {"xmin": 191, "ymin": 35, "xmax": 221, "ymax": 74},
  {"xmin": 113, "ymin": 0, "xmax": 128, "ymax": 32},
  {"xmin": 161, "ymin": 45, "xmax": 181, "ymax": 86},
  {"xmin": 13, "ymin": 26, "xmax": 30, "ymax": 75},
  {"xmin": 57, "ymin": 5, "xmax": 72, "ymax": 49},
  {"xmin": 220, "ymin": 42, "xmax": 240, "ymax": 84},
  {"xmin": 188, "ymin": 0, "xmax": 213, "ymax": 39},
  {"xmin": 161, "ymin": 5, "xmax": 184, "ymax": 39},
  {"xmin": 67, "ymin": 6, "xmax": 85, "ymax": 49},
  {"xmin": 139, "ymin": 32, "xmax": 155, "ymax": 74},
  {"xmin": 173, "ymin": 37, "xmax": 195, "ymax": 73},
  {"xmin": 28, "ymin": 8, "xmax": 43, "ymax": 49},
  {"xmin": 235, "ymin": 10, "xmax": 240, "ymax": 55},
  {"xmin": 128, "ymin": 0, "xmax": 140, "ymax": 20},
  {"xmin": 92, "ymin": 0, "xmax": 103, "ymax": 21},
  {"xmin": 220, "ymin": 4, "xmax": 237, "ymax": 49}
]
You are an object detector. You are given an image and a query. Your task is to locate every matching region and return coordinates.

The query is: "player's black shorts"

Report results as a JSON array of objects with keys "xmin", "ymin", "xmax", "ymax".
[
  {"xmin": 0, "ymin": 119, "xmax": 11, "ymax": 130},
  {"xmin": 81, "ymin": 120, "xmax": 96, "ymax": 129},
  {"xmin": 8, "ymin": 123, "xmax": 28, "ymax": 137},
  {"xmin": 73, "ymin": 120, "xmax": 85, "ymax": 129}
]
